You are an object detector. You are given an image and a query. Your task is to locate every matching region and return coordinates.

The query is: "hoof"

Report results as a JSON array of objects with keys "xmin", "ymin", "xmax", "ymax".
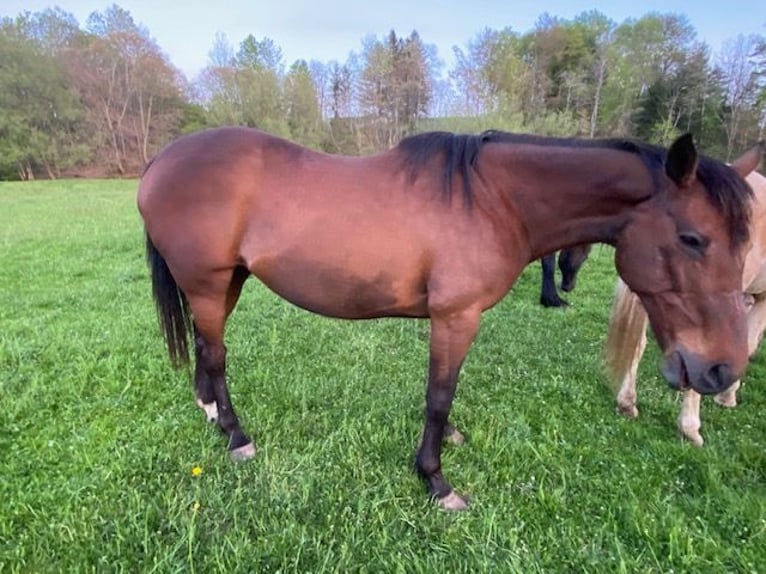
[
  {"xmin": 444, "ymin": 426, "xmax": 466, "ymax": 446},
  {"xmin": 617, "ymin": 404, "xmax": 639, "ymax": 419},
  {"xmin": 713, "ymin": 394, "xmax": 737, "ymax": 408},
  {"xmin": 680, "ymin": 429, "xmax": 704, "ymax": 447},
  {"xmin": 195, "ymin": 399, "xmax": 219, "ymax": 423},
  {"xmin": 229, "ymin": 442, "xmax": 257, "ymax": 461},
  {"xmin": 437, "ymin": 491, "xmax": 469, "ymax": 511},
  {"xmin": 540, "ymin": 297, "xmax": 569, "ymax": 308}
]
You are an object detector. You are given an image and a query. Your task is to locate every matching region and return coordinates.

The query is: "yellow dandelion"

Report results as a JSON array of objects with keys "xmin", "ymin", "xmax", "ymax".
[
  {"xmin": 193, "ymin": 501, "xmax": 201, "ymax": 513},
  {"xmin": 191, "ymin": 465, "xmax": 203, "ymax": 477}
]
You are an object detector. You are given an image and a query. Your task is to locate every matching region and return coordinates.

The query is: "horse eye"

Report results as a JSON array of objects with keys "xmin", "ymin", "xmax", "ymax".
[{"xmin": 678, "ymin": 231, "xmax": 708, "ymax": 253}]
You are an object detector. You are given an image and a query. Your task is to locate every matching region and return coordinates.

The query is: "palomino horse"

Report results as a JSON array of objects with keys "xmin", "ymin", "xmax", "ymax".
[
  {"xmin": 138, "ymin": 127, "xmax": 760, "ymax": 510},
  {"xmin": 539, "ymin": 245, "xmax": 592, "ymax": 307},
  {"xmin": 605, "ymin": 170, "xmax": 766, "ymax": 446}
]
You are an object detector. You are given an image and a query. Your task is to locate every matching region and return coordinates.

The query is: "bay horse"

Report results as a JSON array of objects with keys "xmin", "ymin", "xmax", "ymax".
[
  {"xmin": 138, "ymin": 127, "xmax": 760, "ymax": 510},
  {"xmin": 539, "ymin": 245, "xmax": 592, "ymax": 307},
  {"xmin": 605, "ymin": 170, "xmax": 766, "ymax": 446}
]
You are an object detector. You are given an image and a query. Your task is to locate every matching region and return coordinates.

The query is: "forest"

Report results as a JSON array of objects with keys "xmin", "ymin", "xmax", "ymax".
[{"xmin": 1, "ymin": 4, "xmax": 764, "ymax": 180}]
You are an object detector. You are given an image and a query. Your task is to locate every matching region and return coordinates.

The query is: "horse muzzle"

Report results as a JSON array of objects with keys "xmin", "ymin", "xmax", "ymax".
[{"xmin": 661, "ymin": 348, "xmax": 741, "ymax": 395}]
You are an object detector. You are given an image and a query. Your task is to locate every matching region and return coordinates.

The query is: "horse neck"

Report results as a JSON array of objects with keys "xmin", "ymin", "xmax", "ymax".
[{"xmin": 480, "ymin": 144, "xmax": 656, "ymax": 259}]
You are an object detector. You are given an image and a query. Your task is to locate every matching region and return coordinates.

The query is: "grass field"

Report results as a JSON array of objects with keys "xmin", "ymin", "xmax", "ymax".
[{"xmin": 1, "ymin": 179, "xmax": 765, "ymax": 573}]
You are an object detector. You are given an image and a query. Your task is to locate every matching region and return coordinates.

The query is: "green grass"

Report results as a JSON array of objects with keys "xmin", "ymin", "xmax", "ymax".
[{"xmin": 1, "ymin": 180, "xmax": 765, "ymax": 573}]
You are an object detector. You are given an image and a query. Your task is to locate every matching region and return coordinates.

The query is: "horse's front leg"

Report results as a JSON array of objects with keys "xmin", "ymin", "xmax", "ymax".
[
  {"xmin": 415, "ymin": 306, "xmax": 480, "ymax": 511},
  {"xmin": 677, "ymin": 390, "xmax": 703, "ymax": 446}
]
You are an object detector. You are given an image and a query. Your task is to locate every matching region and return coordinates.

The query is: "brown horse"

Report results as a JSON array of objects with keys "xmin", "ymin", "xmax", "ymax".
[
  {"xmin": 138, "ymin": 127, "xmax": 760, "ymax": 510},
  {"xmin": 605, "ymin": 170, "xmax": 766, "ymax": 446}
]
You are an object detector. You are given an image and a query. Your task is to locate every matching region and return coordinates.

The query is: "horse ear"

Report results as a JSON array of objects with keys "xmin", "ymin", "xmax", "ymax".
[
  {"xmin": 729, "ymin": 141, "xmax": 764, "ymax": 177},
  {"xmin": 666, "ymin": 133, "xmax": 698, "ymax": 188}
]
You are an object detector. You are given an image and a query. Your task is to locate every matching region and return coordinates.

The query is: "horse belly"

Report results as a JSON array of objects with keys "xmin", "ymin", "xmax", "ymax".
[
  {"xmin": 249, "ymin": 250, "xmax": 429, "ymax": 319},
  {"xmin": 240, "ymin": 187, "xmax": 436, "ymax": 319}
]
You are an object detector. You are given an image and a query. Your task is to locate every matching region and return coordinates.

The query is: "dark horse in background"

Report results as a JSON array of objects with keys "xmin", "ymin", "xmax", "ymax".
[
  {"xmin": 138, "ymin": 126, "xmax": 760, "ymax": 510},
  {"xmin": 539, "ymin": 245, "xmax": 592, "ymax": 307}
]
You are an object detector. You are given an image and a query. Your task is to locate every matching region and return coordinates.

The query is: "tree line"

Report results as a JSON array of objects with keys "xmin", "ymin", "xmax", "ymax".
[{"xmin": 1, "ymin": 4, "xmax": 764, "ymax": 180}]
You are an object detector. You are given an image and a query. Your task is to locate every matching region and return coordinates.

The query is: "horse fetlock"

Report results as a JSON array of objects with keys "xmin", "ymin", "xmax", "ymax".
[{"xmin": 414, "ymin": 452, "xmax": 439, "ymax": 478}]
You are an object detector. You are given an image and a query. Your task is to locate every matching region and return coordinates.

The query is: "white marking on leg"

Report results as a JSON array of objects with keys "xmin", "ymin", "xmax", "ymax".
[
  {"xmin": 678, "ymin": 390, "xmax": 703, "ymax": 446},
  {"xmin": 195, "ymin": 398, "xmax": 219, "ymax": 423},
  {"xmin": 616, "ymin": 374, "xmax": 639, "ymax": 419}
]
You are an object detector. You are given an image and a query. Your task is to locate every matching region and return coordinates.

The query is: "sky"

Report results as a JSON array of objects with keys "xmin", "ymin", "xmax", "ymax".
[{"xmin": 2, "ymin": 0, "xmax": 764, "ymax": 79}]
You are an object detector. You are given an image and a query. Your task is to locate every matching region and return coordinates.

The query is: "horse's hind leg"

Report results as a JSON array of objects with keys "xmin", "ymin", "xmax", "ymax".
[
  {"xmin": 188, "ymin": 267, "xmax": 254, "ymax": 460},
  {"xmin": 194, "ymin": 325, "xmax": 218, "ymax": 422}
]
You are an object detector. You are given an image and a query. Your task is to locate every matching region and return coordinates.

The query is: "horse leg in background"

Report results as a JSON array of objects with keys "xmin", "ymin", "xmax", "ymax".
[
  {"xmin": 415, "ymin": 306, "xmax": 481, "ymax": 511},
  {"xmin": 604, "ymin": 278, "xmax": 648, "ymax": 418},
  {"xmin": 714, "ymin": 292, "xmax": 766, "ymax": 407},
  {"xmin": 540, "ymin": 252, "xmax": 568, "ymax": 307},
  {"xmin": 605, "ymin": 280, "xmax": 707, "ymax": 444},
  {"xmin": 672, "ymin": 292, "xmax": 766, "ymax": 443},
  {"xmin": 188, "ymin": 267, "xmax": 254, "ymax": 460},
  {"xmin": 670, "ymin": 291, "xmax": 766, "ymax": 442},
  {"xmin": 559, "ymin": 244, "xmax": 592, "ymax": 293}
]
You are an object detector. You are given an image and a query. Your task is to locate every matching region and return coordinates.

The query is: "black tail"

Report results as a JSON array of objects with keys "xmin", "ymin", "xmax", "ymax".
[{"xmin": 145, "ymin": 232, "xmax": 193, "ymax": 367}]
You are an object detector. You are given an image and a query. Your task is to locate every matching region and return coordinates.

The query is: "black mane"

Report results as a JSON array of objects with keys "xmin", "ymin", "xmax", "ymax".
[
  {"xmin": 695, "ymin": 155, "xmax": 754, "ymax": 246},
  {"xmin": 396, "ymin": 130, "xmax": 753, "ymax": 246},
  {"xmin": 397, "ymin": 131, "xmax": 483, "ymax": 207}
]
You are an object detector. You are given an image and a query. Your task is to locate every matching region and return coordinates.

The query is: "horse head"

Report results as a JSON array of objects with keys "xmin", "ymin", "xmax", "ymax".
[{"xmin": 615, "ymin": 135, "xmax": 762, "ymax": 395}]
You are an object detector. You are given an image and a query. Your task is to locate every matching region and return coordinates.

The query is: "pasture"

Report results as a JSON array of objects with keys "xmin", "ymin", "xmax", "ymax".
[{"xmin": 1, "ymin": 179, "xmax": 765, "ymax": 572}]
